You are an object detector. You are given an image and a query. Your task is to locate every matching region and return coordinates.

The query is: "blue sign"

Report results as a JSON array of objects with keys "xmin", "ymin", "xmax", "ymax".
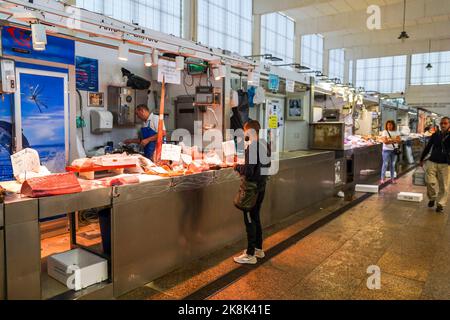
[
  {"xmin": 76, "ymin": 56, "xmax": 99, "ymax": 92},
  {"xmin": 2, "ymin": 26, "xmax": 75, "ymax": 65},
  {"xmin": 268, "ymin": 74, "xmax": 280, "ymax": 92}
]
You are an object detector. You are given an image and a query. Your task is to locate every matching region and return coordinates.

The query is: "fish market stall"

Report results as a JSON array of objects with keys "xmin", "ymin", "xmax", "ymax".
[
  {"xmin": 0, "ymin": 150, "xmax": 334, "ymax": 300},
  {"xmin": 0, "ymin": 0, "xmax": 336, "ymax": 301}
]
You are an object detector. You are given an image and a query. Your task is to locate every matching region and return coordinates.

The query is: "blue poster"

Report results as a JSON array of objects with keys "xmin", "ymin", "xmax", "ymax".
[
  {"xmin": 268, "ymin": 74, "xmax": 280, "ymax": 92},
  {"xmin": 76, "ymin": 56, "xmax": 99, "ymax": 92},
  {"xmin": 0, "ymin": 95, "xmax": 14, "ymax": 181},
  {"xmin": 20, "ymin": 73, "xmax": 66, "ymax": 173},
  {"xmin": 2, "ymin": 26, "xmax": 75, "ymax": 65}
]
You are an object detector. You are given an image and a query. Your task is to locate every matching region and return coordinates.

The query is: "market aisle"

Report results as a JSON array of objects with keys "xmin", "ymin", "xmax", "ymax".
[
  {"xmin": 119, "ymin": 171, "xmax": 450, "ymax": 300},
  {"xmin": 209, "ymin": 172, "xmax": 450, "ymax": 300}
]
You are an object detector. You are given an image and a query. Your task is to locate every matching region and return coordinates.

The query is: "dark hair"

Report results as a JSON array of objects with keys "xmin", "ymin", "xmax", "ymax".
[
  {"xmin": 244, "ymin": 120, "xmax": 261, "ymax": 134},
  {"xmin": 442, "ymin": 117, "xmax": 449, "ymax": 122},
  {"xmin": 136, "ymin": 104, "xmax": 150, "ymax": 112},
  {"xmin": 385, "ymin": 120, "xmax": 397, "ymax": 131}
]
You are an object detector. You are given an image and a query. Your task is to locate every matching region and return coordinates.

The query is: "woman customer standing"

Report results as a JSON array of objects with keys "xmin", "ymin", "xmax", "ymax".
[
  {"xmin": 380, "ymin": 120, "xmax": 402, "ymax": 184},
  {"xmin": 233, "ymin": 120, "xmax": 271, "ymax": 265}
]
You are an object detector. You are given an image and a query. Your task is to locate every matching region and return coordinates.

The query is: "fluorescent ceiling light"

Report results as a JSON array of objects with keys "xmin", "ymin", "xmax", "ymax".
[
  {"xmin": 218, "ymin": 65, "xmax": 226, "ymax": 78},
  {"xmin": 152, "ymin": 49, "xmax": 159, "ymax": 66},
  {"xmin": 176, "ymin": 56, "xmax": 185, "ymax": 71},
  {"xmin": 118, "ymin": 42, "xmax": 129, "ymax": 61},
  {"xmin": 31, "ymin": 23, "xmax": 47, "ymax": 46},
  {"xmin": 248, "ymin": 69, "xmax": 254, "ymax": 84},
  {"xmin": 144, "ymin": 53, "xmax": 152, "ymax": 67},
  {"xmin": 33, "ymin": 42, "xmax": 46, "ymax": 51},
  {"xmin": 212, "ymin": 67, "xmax": 220, "ymax": 80}
]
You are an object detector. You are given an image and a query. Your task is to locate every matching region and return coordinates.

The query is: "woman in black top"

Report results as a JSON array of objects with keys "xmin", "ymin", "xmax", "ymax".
[{"xmin": 234, "ymin": 120, "xmax": 271, "ymax": 265}]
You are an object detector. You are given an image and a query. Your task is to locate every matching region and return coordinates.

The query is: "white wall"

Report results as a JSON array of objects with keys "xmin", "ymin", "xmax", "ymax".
[
  {"xmin": 74, "ymin": 41, "xmax": 224, "ymax": 155},
  {"xmin": 75, "ymin": 42, "xmax": 153, "ymax": 153},
  {"xmin": 284, "ymin": 91, "xmax": 311, "ymax": 151}
]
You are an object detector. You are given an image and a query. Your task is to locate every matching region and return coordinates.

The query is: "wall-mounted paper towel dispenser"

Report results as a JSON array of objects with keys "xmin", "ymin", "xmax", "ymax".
[{"xmin": 90, "ymin": 110, "xmax": 113, "ymax": 134}]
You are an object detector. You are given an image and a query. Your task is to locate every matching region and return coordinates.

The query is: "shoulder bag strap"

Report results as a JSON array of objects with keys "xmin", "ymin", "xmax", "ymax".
[{"xmin": 387, "ymin": 131, "xmax": 398, "ymax": 150}]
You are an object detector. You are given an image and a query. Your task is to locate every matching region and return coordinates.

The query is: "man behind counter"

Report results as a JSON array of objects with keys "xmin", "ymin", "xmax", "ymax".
[{"xmin": 123, "ymin": 104, "xmax": 166, "ymax": 160}]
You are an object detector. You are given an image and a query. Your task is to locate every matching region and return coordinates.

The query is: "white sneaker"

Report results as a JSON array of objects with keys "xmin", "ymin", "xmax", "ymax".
[
  {"xmin": 255, "ymin": 249, "xmax": 266, "ymax": 259},
  {"xmin": 234, "ymin": 253, "xmax": 257, "ymax": 265}
]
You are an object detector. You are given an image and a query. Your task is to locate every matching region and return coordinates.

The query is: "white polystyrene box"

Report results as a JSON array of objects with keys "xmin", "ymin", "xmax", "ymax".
[
  {"xmin": 398, "ymin": 192, "xmax": 424, "ymax": 203},
  {"xmin": 355, "ymin": 184, "xmax": 379, "ymax": 194},
  {"xmin": 47, "ymin": 248, "xmax": 108, "ymax": 291}
]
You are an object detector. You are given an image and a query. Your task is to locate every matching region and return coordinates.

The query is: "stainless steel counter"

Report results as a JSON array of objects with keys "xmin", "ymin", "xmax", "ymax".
[
  {"xmin": 2, "ymin": 150, "xmax": 335, "ymax": 299},
  {"xmin": 3, "ymin": 186, "xmax": 112, "ymax": 300},
  {"xmin": 112, "ymin": 151, "xmax": 335, "ymax": 297}
]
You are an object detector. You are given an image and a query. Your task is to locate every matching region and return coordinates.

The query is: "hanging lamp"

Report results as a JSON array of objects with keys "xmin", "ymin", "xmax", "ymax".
[
  {"xmin": 398, "ymin": 0, "xmax": 410, "ymax": 42},
  {"xmin": 426, "ymin": 40, "xmax": 433, "ymax": 71}
]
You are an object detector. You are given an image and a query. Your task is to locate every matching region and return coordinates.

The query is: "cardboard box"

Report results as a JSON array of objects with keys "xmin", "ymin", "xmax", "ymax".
[
  {"xmin": 398, "ymin": 192, "xmax": 424, "ymax": 203},
  {"xmin": 48, "ymin": 248, "xmax": 108, "ymax": 291},
  {"xmin": 355, "ymin": 185, "xmax": 379, "ymax": 194}
]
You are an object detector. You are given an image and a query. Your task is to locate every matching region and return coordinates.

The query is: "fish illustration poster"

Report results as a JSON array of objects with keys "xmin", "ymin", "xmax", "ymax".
[{"xmin": 19, "ymin": 73, "xmax": 67, "ymax": 173}]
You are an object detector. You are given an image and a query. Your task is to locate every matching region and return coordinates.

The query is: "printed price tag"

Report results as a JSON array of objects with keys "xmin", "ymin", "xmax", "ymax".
[
  {"xmin": 158, "ymin": 59, "xmax": 181, "ymax": 84},
  {"xmin": 161, "ymin": 144, "xmax": 182, "ymax": 162}
]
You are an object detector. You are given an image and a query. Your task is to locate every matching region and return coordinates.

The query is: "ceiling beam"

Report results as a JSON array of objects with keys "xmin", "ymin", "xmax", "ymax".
[
  {"xmin": 253, "ymin": 0, "xmax": 332, "ymax": 15},
  {"xmin": 343, "ymin": 38, "xmax": 450, "ymax": 60},
  {"xmin": 294, "ymin": 0, "xmax": 450, "ymax": 36},
  {"xmin": 325, "ymin": 20, "xmax": 450, "ymax": 52}
]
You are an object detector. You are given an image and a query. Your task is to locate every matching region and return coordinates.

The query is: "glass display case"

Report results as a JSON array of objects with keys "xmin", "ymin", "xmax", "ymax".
[{"xmin": 311, "ymin": 122, "xmax": 346, "ymax": 150}]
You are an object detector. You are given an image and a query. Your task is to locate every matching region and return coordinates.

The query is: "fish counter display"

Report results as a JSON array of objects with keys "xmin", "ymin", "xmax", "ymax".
[{"xmin": 0, "ymin": 150, "xmax": 336, "ymax": 300}]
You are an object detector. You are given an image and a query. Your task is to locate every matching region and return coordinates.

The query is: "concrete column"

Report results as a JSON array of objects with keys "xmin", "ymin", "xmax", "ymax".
[
  {"xmin": 184, "ymin": 0, "xmax": 197, "ymax": 41},
  {"xmin": 344, "ymin": 59, "xmax": 350, "ymax": 84},
  {"xmin": 323, "ymin": 47, "xmax": 330, "ymax": 76},
  {"xmin": 405, "ymin": 54, "xmax": 412, "ymax": 93},
  {"xmin": 252, "ymin": 14, "xmax": 262, "ymax": 56},
  {"xmin": 295, "ymin": 31, "xmax": 302, "ymax": 64}
]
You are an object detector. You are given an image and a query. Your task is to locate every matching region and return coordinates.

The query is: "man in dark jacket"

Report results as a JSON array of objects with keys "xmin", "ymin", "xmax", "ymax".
[{"xmin": 420, "ymin": 117, "xmax": 450, "ymax": 213}]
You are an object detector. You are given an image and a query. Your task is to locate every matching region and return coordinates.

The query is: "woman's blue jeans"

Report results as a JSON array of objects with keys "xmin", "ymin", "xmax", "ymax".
[{"xmin": 382, "ymin": 150, "xmax": 397, "ymax": 180}]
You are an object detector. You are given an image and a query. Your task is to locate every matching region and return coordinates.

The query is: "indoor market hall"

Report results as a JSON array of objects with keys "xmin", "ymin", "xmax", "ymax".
[{"xmin": 0, "ymin": 0, "xmax": 449, "ymax": 307}]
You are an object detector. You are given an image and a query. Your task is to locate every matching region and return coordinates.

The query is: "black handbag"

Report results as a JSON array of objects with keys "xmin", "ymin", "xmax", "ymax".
[
  {"xmin": 387, "ymin": 131, "xmax": 402, "ymax": 156},
  {"xmin": 234, "ymin": 178, "xmax": 259, "ymax": 212}
]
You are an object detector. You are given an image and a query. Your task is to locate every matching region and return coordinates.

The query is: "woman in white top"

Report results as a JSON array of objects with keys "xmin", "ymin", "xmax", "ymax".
[{"xmin": 380, "ymin": 120, "xmax": 402, "ymax": 184}]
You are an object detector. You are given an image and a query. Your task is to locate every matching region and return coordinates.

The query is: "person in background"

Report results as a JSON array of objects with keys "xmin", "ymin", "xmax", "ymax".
[
  {"xmin": 124, "ymin": 104, "xmax": 166, "ymax": 160},
  {"xmin": 420, "ymin": 117, "xmax": 450, "ymax": 213},
  {"xmin": 380, "ymin": 120, "xmax": 402, "ymax": 184},
  {"xmin": 234, "ymin": 120, "xmax": 271, "ymax": 265}
]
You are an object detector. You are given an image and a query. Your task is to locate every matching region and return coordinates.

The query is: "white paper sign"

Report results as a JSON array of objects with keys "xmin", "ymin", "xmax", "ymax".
[
  {"xmin": 181, "ymin": 154, "xmax": 193, "ymax": 165},
  {"xmin": 151, "ymin": 166, "xmax": 169, "ymax": 174},
  {"xmin": 251, "ymin": 71, "xmax": 261, "ymax": 87},
  {"xmin": 10, "ymin": 148, "xmax": 41, "ymax": 178},
  {"xmin": 222, "ymin": 140, "xmax": 236, "ymax": 157},
  {"xmin": 286, "ymin": 79, "xmax": 295, "ymax": 93},
  {"xmin": 158, "ymin": 59, "xmax": 181, "ymax": 85},
  {"xmin": 161, "ymin": 144, "xmax": 182, "ymax": 162}
]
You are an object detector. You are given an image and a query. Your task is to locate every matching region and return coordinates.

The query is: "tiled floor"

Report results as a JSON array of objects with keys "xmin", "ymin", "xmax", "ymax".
[{"xmin": 120, "ymin": 172, "xmax": 450, "ymax": 300}]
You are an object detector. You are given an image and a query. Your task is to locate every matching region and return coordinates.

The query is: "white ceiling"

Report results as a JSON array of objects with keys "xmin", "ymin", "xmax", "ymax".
[
  {"xmin": 284, "ymin": 0, "xmax": 404, "ymax": 20},
  {"xmin": 255, "ymin": 0, "xmax": 450, "ymax": 56},
  {"xmin": 254, "ymin": 0, "xmax": 450, "ymax": 110}
]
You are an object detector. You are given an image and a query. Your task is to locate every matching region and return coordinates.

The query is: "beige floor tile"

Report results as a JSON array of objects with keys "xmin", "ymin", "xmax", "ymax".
[{"xmin": 352, "ymin": 273, "xmax": 424, "ymax": 300}]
